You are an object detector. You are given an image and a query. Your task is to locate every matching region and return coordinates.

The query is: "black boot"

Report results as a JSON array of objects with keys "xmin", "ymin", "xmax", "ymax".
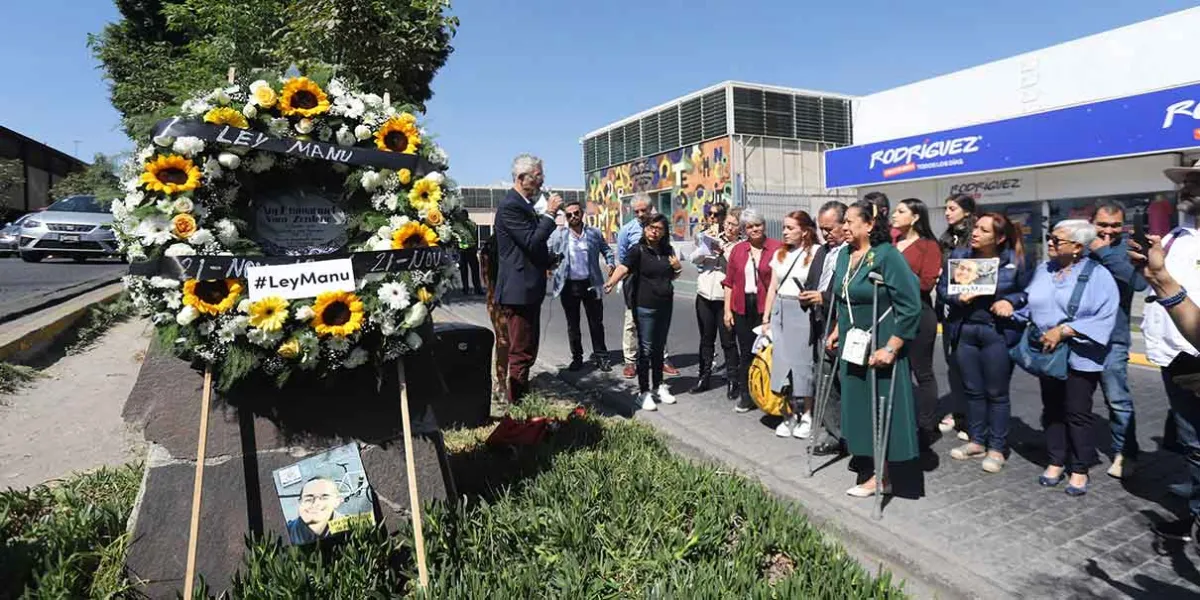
[
  {"xmin": 726, "ymin": 377, "xmax": 739, "ymax": 400},
  {"xmin": 690, "ymin": 357, "xmax": 712, "ymax": 394}
]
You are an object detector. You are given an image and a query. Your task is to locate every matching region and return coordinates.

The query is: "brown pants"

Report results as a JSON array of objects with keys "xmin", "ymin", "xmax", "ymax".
[
  {"xmin": 486, "ymin": 298, "xmax": 509, "ymax": 401},
  {"xmin": 501, "ymin": 304, "xmax": 541, "ymax": 404}
]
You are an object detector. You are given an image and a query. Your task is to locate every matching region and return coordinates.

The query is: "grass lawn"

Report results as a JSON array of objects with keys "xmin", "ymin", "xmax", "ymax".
[{"xmin": 1, "ymin": 392, "xmax": 907, "ymax": 599}]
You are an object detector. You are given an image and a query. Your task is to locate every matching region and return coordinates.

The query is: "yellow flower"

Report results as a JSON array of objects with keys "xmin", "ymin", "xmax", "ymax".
[
  {"xmin": 250, "ymin": 80, "xmax": 277, "ymax": 108},
  {"xmin": 278, "ymin": 77, "xmax": 330, "ymax": 118},
  {"xmin": 248, "ymin": 296, "xmax": 289, "ymax": 332},
  {"xmin": 311, "ymin": 291, "xmax": 364, "ymax": 337},
  {"xmin": 391, "ymin": 222, "xmax": 439, "ymax": 249},
  {"xmin": 424, "ymin": 207, "xmax": 444, "ymax": 227},
  {"xmin": 277, "ymin": 338, "xmax": 301, "ymax": 359},
  {"xmin": 374, "ymin": 114, "xmax": 421, "ymax": 153},
  {"xmin": 408, "ymin": 179, "xmax": 442, "ymax": 212},
  {"xmin": 203, "ymin": 107, "xmax": 249, "ymax": 129},
  {"xmin": 416, "ymin": 287, "xmax": 434, "ymax": 304},
  {"xmin": 182, "ymin": 279, "xmax": 243, "ymax": 316},
  {"xmin": 397, "ymin": 168, "xmax": 412, "ymax": 185},
  {"xmin": 140, "ymin": 155, "xmax": 201, "ymax": 195},
  {"xmin": 171, "ymin": 214, "xmax": 197, "ymax": 239}
]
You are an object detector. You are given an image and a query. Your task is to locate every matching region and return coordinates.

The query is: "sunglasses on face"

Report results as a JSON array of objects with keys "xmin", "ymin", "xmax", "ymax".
[
  {"xmin": 565, "ymin": 211, "xmax": 582, "ymax": 218},
  {"xmin": 1045, "ymin": 234, "xmax": 1075, "ymax": 246}
]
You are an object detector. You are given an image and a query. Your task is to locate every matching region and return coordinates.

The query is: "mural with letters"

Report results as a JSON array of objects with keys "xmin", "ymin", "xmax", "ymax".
[{"xmin": 585, "ymin": 138, "xmax": 732, "ymax": 241}]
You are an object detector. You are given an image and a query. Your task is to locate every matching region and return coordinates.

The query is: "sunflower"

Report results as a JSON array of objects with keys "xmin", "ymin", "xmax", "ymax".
[
  {"xmin": 278, "ymin": 77, "xmax": 331, "ymax": 118},
  {"xmin": 182, "ymin": 279, "xmax": 243, "ymax": 316},
  {"xmin": 203, "ymin": 106, "xmax": 249, "ymax": 129},
  {"xmin": 373, "ymin": 114, "xmax": 421, "ymax": 153},
  {"xmin": 140, "ymin": 155, "xmax": 201, "ymax": 195},
  {"xmin": 311, "ymin": 291, "xmax": 364, "ymax": 337},
  {"xmin": 172, "ymin": 214, "xmax": 197, "ymax": 239},
  {"xmin": 407, "ymin": 179, "xmax": 442, "ymax": 212},
  {"xmin": 391, "ymin": 222, "xmax": 439, "ymax": 249},
  {"xmin": 248, "ymin": 296, "xmax": 289, "ymax": 332}
]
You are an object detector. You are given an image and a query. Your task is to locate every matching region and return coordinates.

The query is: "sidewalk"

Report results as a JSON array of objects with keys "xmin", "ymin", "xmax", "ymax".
[{"xmin": 440, "ymin": 296, "xmax": 1200, "ymax": 599}]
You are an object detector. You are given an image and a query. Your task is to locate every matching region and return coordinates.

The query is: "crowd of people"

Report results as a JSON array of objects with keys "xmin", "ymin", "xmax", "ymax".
[{"xmin": 483, "ymin": 152, "xmax": 1200, "ymax": 544}]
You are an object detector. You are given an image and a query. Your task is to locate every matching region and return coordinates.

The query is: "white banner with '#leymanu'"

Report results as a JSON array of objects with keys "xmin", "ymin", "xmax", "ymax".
[{"xmin": 246, "ymin": 258, "xmax": 356, "ymax": 301}]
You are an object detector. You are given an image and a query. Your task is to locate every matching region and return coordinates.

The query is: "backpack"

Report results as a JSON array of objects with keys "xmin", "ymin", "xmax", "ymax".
[{"xmin": 748, "ymin": 342, "xmax": 788, "ymax": 416}]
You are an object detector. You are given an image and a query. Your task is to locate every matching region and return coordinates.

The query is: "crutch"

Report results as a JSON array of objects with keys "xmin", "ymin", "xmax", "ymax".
[
  {"xmin": 806, "ymin": 290, "xmax": 839, "ymax": 477},
  {"xmin": 868, "ymin": 272, "xmax": 897, "ymax": 520}
]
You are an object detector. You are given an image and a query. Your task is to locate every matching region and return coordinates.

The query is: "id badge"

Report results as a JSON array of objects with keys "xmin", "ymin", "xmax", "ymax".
[{"xmin": 842, "ymin": 328, "xmax": 872, "ymax": 365}]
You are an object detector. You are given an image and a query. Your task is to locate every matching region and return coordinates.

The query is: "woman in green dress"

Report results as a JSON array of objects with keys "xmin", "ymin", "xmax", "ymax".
[{"xmin": 826, "ymin": 199, "xmax": 922, "ymax": 498}]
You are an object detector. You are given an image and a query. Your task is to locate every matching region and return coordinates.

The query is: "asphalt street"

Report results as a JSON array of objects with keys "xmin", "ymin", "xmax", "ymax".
[{"xmin": 0, "ymin": 256, "xmax": 126, "ymax": 318}]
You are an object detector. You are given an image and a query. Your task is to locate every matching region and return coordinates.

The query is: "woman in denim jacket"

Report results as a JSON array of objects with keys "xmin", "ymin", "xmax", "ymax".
[{"xmin": 939, "ymin": 212, "xmax": 1032, "ymax": 473}]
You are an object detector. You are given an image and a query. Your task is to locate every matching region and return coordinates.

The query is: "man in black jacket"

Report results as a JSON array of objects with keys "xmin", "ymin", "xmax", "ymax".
[
  {"xmin": 495, "ymin": 154, "xmax": 562, "ymax": 403},
  {"xmin": 799, "ymin": 200, "xmax": 847, "ymax": 455}
]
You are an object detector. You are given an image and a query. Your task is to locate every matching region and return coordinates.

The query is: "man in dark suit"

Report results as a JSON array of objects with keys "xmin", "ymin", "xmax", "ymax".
[
  {"xmin": 798, "ymin": 200, "xmax": 848, "ymax": 456},
  {"xmin": 495, "ymin": 153, "xmax": 562, "ymax": 403}
]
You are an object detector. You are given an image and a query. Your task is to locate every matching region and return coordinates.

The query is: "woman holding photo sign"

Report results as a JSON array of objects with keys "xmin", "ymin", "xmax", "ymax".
[
  {"xmin": 938, "ymin": 213, "xmax": 1031, "ymax": 473},
  {"xmin": 826, "ymin": 200, "xmax": 921, "ymax": 498}
]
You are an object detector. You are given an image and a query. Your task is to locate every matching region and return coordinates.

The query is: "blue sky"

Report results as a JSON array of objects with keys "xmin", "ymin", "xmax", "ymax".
[{"xmin": 1, "ymin": 0, "xmax": 1197, "ymax": 188}]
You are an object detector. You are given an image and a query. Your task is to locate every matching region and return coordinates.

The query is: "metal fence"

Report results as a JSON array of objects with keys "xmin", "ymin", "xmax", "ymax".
[{"xmin": 741, "ymin": 191, "xmax": 857, "ymax": 239}]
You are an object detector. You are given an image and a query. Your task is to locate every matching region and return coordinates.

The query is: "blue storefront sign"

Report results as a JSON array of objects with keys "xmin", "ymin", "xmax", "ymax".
[{"xmin": 824, "ymin": 81, "xmax": 1200, "ymax": 188}]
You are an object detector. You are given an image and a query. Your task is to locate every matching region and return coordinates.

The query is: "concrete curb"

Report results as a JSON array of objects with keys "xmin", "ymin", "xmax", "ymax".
[
  {"xmin": 0, "ymin": 282, "xmax": 125, "ymax": 364},
  {"xmin": 0, "ymin": 271, "xmax": 123, "ymax": 325},
  {"xmin": 437, "ymin": 301, "xmax": 986, "ymax": 600}
]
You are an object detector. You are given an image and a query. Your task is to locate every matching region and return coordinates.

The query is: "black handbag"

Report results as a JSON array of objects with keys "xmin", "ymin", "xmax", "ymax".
[{"xmin": 1008, "ymin": 259, "xmax": 1096, "ymax": 380}]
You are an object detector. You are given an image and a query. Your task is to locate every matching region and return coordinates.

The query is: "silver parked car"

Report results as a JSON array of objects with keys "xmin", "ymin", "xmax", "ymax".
[
  {"xmin": 0, "ymin": 214, "xmax": 29, "ymax": 256},
  {"xmin": 17, "ymin": 195, "xmax": 120, "ymax": 263}
]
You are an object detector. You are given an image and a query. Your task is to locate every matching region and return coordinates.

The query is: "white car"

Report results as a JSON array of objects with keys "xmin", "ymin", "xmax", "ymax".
[{"xmin": 17, "ymin": 196, "xmax": 120, "ymax": 263}]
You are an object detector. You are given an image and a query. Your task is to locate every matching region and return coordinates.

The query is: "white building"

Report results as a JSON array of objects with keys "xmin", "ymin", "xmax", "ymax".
[{"xmin": 824, "ymin": 7, "xmax": 1200, "ymax": 263}]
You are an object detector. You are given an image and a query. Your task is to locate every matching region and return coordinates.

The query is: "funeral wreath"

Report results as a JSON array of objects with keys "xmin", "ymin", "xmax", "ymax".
[{"xmin": 113, "ymin": 69, "xmax": 471, "ymax": 389}]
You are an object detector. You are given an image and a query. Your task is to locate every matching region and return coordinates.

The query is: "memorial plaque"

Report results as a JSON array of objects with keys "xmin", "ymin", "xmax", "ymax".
[{"xmin": 253, "ymin": 189, "xmax": 348, "ymax": 256}]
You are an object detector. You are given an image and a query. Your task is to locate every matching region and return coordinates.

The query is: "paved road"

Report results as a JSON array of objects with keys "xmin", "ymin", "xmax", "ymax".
[
  {"xmin": 441, "ymin": 283, "xmax": 1200, "ymax": 599},
  {"xmin": 0, "ymin": 256, "xmax": 126, "ymax": 318}
]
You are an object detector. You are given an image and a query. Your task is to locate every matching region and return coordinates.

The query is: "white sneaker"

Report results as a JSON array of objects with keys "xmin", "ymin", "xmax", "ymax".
[
  {"xmin": 656, "ymin": 384, "xmax": 676, "ymax": 405},
  {"xmin": 639, "ymin": 391, "xmax": 657, "ymax": 412},
  {"xmin": 775, "ymin": 416, "xmax": 796, "ymax": 437},
  {"xmin": 956, "ymin": 430, "xmax": 969, "ymax": 442},
  {"xmin": 793, "ymin": 413, "xmax": 813, "ymax": 439}
]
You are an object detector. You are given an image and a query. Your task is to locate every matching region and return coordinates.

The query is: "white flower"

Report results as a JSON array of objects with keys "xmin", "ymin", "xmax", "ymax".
[
  {"xmin": 247, "ymin": 328, "xmax": 283, "ymax": 348},
  {"xmin": 176, "ymin": 306, "xmax": 200, "ymax": 326},
  {"xmin": 354, "ymin": 124, "xmax": 372, "ymax": 141},
  {"xmin": 429, "ymin": 146, "xmax": 449, "ymax": 166},
  {"xmin": 326, "ymin": 337, "xmax": 351, "ymax": 353},
  {"xmin": 268, "ymin": 118, "xmax": 289, "ymax": 136},
  {"xmin": 388, "ymin": 215, "xmax": 410, "ymax": 229},
  {"xmin": 405, "ymin": 331, "xmax": 424, "ymax": 350},
  {"xmin": 209, "ymin": 87, "xmax": 230, "ymax": 105},
  {"xmin": 150, "ymin": 276, "xmax": 180, "ymax": 289},
  {"xmin": 172, "ymin": 197, "xmax": 194, "ymax": 214},
  {"xmin": 171, "ymin": 136, "xmax": 205, "ymax": 157},
  {"xmin": 295, "ymin": 118, "xmax": 314, "ymax": 134},
  {"xmin": 362, "ymin": 93, "xmax": 383, "ymax": 107},
  {"xmin": 217, "ymin": 316, "xmax": 249, "ymax": 343},
  {"xmin": 125, "ymin": 190, "xmax": 146, "ymax": 209},
  {"xmin": 376, "ymin": 225, "xmax": 393, "ymax": 239},
  {"xmin": 155, "ymin": 199, "xmax": 173, "ymax": 214},
  {"xmin": 402, "ymin": 303, "xmax": 429, "ymax": 328},
  {"xmin": 336, "ymin": 125, "xmax": 355, "ymax": 147},
  {"xmin": 202, "ymin": 157, "xmax": 223, "ymax": 180},
  {"xmin": 295, "ymin": 305, "xmax": 315, "ymax": 321},
  {"xmin": 342, "ymin": 348, "xmax": 369, "ymax": 369},
  {"xmin": 238, "ymin": 299, "xmax": 252, "ymax": 314},
  {"xmin": 333, "ymin": 95, "xmax": 365, "ymax": 119},
  {"xmin": 360, "ymin": 170, "xmax": 383, "ymax": 192},
  {"xmin": 126, "ymin": 243, "xmax": 147, "ymax": 261},
  {"xmin": 180, "ymin": 98, "xmax": 211, "ymax": 116},
  {"xmin": 136, "ymin": 146, "xmax": 155, "ymax": 161},
  {"xmin": 372, "ymin": 238, "xmax": 393, "ymax": 251},
  {"xmin": 164, "ymin": 243, "xmax": 196, "ymax": 257},
  {"xmin": 378, "ymin": 282, "xmax": 412, "ymax": 311},
  {"xmin": 383, "ymin": 193, "xmax": 400, "ymax": 211},
  {"xmin": 198, "ymin": 321, "xmax": 216, "ymax": 336},
  {"xmin": 111, "ymin": 201, "xmax": 129, "ymax": 221},
  {"xmin": 218, "ymin": 152, "xmax": 241, "ymax": 170},
  {"xmin": 328, "ymin": 78, "xmax": 347, "ymax": 97},
  {"xmin": 424, "ymin": 171, "xmax": 445, "ymax": 185},
  {"xmin": 248, "ymin": 153, "xmax": 274, "ymax": 173},
  {"xmin": 135, "ymin": 216, "xmax": 173, "ymax": 246},
  {"xmin": 379, "ymin": 315, "xmax": 398, "ymax": 336},
  {"xmin": 152, "ymin": 134, "xmax": 175, "ymax": 147},
  {"xmin": 215, "ymin": 219, "xmax": 238, "ymax": 245},
  {"xmin": 188, "ymin": 229, "xmax": 214, "ymax": 246},
  {"xmin": 242, "ymin": 103, "xmax": 257, "ymax": 119},
  {"xmin": 164, "ymin": 291, "xmax": 183, "ymax": 310}
]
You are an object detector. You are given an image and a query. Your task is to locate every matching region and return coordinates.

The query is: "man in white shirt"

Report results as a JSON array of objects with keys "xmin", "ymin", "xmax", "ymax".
[{"xmin": 1146, "ymin": 161, "xmax": 1200, "ymax": 544}]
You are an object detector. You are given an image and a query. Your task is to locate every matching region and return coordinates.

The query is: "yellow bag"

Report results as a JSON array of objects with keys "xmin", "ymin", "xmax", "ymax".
[{"xmin": 748, "ymin": 342, "xmax": 788, "ymax": 416}]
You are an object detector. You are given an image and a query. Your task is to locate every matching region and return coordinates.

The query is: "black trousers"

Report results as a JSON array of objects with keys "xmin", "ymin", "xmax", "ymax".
[
  {"xmin": 695, "ymin": 296, "xmax": 737, "ymax": 378},
  {"xmin": 814, "ymin": 348, "xmax": 842, "ymax": 443},
  {"xmin": 459, "ymin": 247, "xmax": 482, "ymax": 293},
  {"xmin": 561, "ymin": 279, "xmax": 608, "ymax": 360},
  {"xmin": 732, "ymin": 293, "xmax": 761, "ymax": 401},
  {"xmin": 1040, "ymin": 369, "xmax": 1100, "ymax": 474},
  {"xmin": 911, "ymin": 301, "xmax": 940, "ymax": 446}
]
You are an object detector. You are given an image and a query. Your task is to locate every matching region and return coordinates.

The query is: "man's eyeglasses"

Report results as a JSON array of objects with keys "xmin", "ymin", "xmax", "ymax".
[{"xmin": 300, "ymin": 493, "xmax": 335, "ymax": 505}]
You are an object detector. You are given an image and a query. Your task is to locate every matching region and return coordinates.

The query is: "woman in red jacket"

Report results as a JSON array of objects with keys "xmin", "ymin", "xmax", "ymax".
[
  {"xmin": 891, "ymin": 198, "xmax": 943, "ymax": 451},
  {"xmin": 722, "ymin": 208, "xmax": 782, "ymax": 413}
]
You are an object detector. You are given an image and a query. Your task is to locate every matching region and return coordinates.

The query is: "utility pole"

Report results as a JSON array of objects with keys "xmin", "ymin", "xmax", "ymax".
[{"xmin": 72, "ymin": 140, "xmax": 81, "ymax": 158}]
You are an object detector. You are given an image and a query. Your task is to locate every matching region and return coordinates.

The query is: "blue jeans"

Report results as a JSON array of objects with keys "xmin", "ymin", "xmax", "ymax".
[
  {"xmin": 635, "ymin": 305, "xmax": 673, "ymax": 393},
  {"xmin": 1100, "ymin": 342, "xmax": 1139, "ymax": 458},
  {"xmin": 1162, "ymin": 362, "xmax": 1200, "ymax": 518},
  {"xmin": 955, "ymin": 322, "xmax": 1013, "ymax": 453}
]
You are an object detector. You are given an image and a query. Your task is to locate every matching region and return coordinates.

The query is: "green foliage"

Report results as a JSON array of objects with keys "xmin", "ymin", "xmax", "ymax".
[
  {"xmin": 66, "ymin": 293, "xmax": 136, "ymax": 354},
  {"xmin": 217, "ymin": 344, "xmax": 262, "ymax": 392},
  {"xmin": 0, "ymin": 362, "xmax": 43, "ymax": 396},
  {"xmin": 0, "ymin": 464, "xmax": 142, "ymax": 599},
  {"xmin": 0, "ymin": 158, "xmax": 23, "ymax": 198},
  {"xmin": 89, "ymin": 0, "xmax": 458, "ymax": 140},
  {"xmin": 48, "ymin": 154, "xmax": 123, "ymax": 203}
]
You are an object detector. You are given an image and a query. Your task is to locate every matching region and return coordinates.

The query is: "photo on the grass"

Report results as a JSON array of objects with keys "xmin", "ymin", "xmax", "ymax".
[
  {"xmin": 272, "ymin": 442, "xmax": 375, "ymax": 545},
  {"xmin": 947, "ymin": 257, "xmax": 1000, "ymax": 295}
]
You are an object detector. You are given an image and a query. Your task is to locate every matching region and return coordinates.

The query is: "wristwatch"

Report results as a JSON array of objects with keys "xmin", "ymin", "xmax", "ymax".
[{"xmin": 882, "ymin": 346, "xmax": 896, "ymax": 356}]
